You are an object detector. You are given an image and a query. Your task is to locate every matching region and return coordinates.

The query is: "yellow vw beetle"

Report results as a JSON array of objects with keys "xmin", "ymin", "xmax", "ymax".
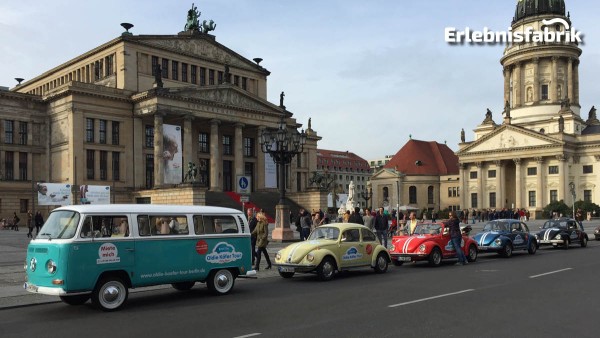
[{"xmin": 274, "ymin": 223, "xmax": 391, "ymax": 281}]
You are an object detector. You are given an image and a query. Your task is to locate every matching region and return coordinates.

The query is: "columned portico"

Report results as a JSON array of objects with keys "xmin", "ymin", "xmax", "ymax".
[
  {"xmin": 154, "ymin": 113, "xmax": 165, "ymax": 187},
  {"xmin": 494, "ymin": 160, "xmax": 503, "ymax": 209},
  {"xmin": 459, "ymin": 163, "xmax": 467, "ymax": 209},
  {"xmin": 536, "ymin": 157, "xmax": 545, "ymax": 208},
  {"xmin": 476, "ymin": 162, "xmax": 483, "ymax": 209},
  {"xmin": 234, "ymin": 123, "xmax": 244, "ymax": 178},
  {"xmin": 210, "ymin": 119, "xmax": 221, "ymax": 191},
  {"xmin": 514, "ymin": 158, "xmax": 522, "ymax": 208},
  {"xmin": 183, "ymin": 115, "xmax": 194, "ymax": 166},
  {"xmin": 557, "ymin": 155, "xmax": 566, "ymax": 201},
  {"xmin": 551, "ymin": 57, "xmax": 558, "ymax": 102},
  {"xmin": 532, "ymin": 58, "xmax": 540, "ymax": 103}
]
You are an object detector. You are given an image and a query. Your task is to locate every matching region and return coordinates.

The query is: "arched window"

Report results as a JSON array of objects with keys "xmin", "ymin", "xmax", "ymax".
[
  {"xmin": 428, "ymin": 186, "xmax": 434, "ymax": 204},
  {"xmin": 409, "ymin": 186, "xmax": 417, "ymax": 204}
]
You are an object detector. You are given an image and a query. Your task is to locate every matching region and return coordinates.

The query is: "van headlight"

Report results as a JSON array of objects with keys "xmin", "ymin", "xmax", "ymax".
[{"xmin": 46, "ymin": 260, "xmax": 57, "ymax": 274}]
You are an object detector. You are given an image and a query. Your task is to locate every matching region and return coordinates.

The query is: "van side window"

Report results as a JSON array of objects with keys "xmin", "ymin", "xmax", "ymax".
[
  {"xmin": 194, "ymin": 215, "xmax": 205, "ymax": 234},
  {"xmin": 201, "ymin": 216, "xmax": 238, "ymax": 234},
  {"xmin": 138, "ymin": 216, "xmax": 151, "ymax": 236},
  {"xmin": 146, "ymin": 215, "xmax": 189, "ymax": 235},
  {"xmin": 79, "ymin": 215, "xmax": 128, "ymax": 238}
]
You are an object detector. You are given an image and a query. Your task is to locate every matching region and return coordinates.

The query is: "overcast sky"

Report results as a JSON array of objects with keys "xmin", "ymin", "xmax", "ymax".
[{"xmin": 1, "ymin": 0, "xmax": 599, "ymax": 160}]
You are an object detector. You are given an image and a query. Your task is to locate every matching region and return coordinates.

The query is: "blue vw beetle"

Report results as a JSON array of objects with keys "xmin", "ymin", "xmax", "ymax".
[{"xmin": 472, "ymin": 219, "xmax": 537, "ymax": 257}]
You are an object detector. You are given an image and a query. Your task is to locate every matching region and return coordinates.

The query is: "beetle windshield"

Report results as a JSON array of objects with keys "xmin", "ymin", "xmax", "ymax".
[
  {"xmin": 37, "ymin": 210, "xmax": 80, "ymax": 239},
  {"xmin": 412, "ymin": 224, "xmax": 442, "ymax": 235},
  {"xmin": 483, "ymin": 221, "xmax": 509, "ymax": 232},
  {"xmin": 542, "ymin": 220, "xmax": 568, "ymax": 229},
  {"xmin": 308, "ymin": 227, "xmax": 340, "ymax": 240}
]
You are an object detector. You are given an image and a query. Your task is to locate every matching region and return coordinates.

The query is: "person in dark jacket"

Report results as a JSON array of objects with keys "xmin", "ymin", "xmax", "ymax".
[
  {"xmin": 445, "ymin": 211, "xmax": 467, "ymax": 265},
  {"xmin": 374, "ymin": 207, "xmax": 389, "ymax": 248},
  {"xmin": 348, "ymin": 207, "xmax": 364, "ymax": 225},
  {"xmin": 247, "ymin": 208, "xmax": 258, "ymax": 265},
  {"xmin": 34, "ymin": 211, "xmax": 44, "ymax": 236}
]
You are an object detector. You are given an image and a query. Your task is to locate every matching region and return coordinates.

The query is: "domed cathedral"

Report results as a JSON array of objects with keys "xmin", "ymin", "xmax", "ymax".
[{"xmin": 457, "ymin": 0, "xmax": 600, "ymax": 219}]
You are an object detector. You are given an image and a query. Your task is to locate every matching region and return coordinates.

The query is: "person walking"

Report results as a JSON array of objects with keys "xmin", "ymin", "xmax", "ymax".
[
  {"xmin": 445, "ymin": 211, "xmax": 467, "ymax": 266},
  {"xmin": 26, "ymin": 210, "xmax": 34, "ymax": 238},
  {"xmin": 247, "ymin": 208, "xmax": 258, "ymax": 266},
  {"xmin": 299, "ymin": 209, "xmax": 311, "ymax": 240},
  {"xmin": 374, "ymin": 207, "xmax": 389, "ymax": 248},
  {"xmin": 363, "ymin": 208, "xmax": 374, "ymax": 231},
  {"xmin": 348, "ymin": 207, "xmax": 364, "ymax": 225},
  {"xmin": 12, "ymin": 212, "xmax": 20, "ymax": 231},
  {"xmin": 252, "ymin": 212, "xmax": 271, "ymax": 271},
  {"xmin": 34, "ymin": 211, "xmax": 44, "ymax": 235}
]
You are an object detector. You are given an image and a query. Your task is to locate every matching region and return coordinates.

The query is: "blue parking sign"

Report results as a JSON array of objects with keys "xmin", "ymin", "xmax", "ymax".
[{"xmin": 237, "ymin": 176, "xmax": 251, "ymax": 194}]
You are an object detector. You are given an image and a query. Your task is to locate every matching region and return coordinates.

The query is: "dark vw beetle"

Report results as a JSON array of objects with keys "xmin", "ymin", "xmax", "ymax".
[
  {"xmin": 595, "ymin": 225, "xmax": 600, "ymax": 241},
  {"xmin": 535, "ymin": 218, "xmax": 588, "ymax": 249},
  {"xmin": 472, "ymin": 219, "xmax": 537, "ymax": 257}
]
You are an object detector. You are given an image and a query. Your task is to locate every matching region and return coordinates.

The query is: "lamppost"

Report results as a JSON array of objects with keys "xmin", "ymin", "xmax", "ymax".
[
  {"xmin": 361, "ymin": 181, "xmax": 372, "ymax": 211},
  {"xmin": 569, "ymin": 181, "xmax": 576, "ymax": 218},
  {"xmin": 260, "ymin": 113, "xmax": 307, "ymax": 241}
]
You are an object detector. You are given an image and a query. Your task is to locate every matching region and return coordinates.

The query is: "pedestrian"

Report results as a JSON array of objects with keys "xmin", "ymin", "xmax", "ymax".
[
  {"xmin": 348, "ymin": 207, "xmax": 363, "ymax": 225},
  {"xmin": 363, "ymin": 208, "xmax": 374, "ymax": 231},
  {"xmin": 445, "ymin": 211, "xmax": 468, "ymax": 266},
  {"xmin": 26, "ymin": 210, "xmax": 34, "ymax": 238},
  {"xmin": 312, "ymin": 212, "xmax": 323, "ymax": 230},
  {"xmin": 247, "ymin": 208, "xmax": 258, "ymax": 265},
  {"xmin": 12, "ymin": 212, "xmax": 20, "ymax": 231},
  {"xmin": 35, "ymin": 211, "xmax": 44, "ymax": 235},
  {"xmin": 374, "ymin": 207, "xmax": 389, "ymax": 248},
  {"xmin": 299, "ymin": 209, "xmax": 311, "ymax": 240},
  {"xmin": 252, "ymin": 212, "xmax": 271, "ymax": 271},
  {"xmin": 343, "ymin": 210, "xmax": 351, "ymax": 223}
]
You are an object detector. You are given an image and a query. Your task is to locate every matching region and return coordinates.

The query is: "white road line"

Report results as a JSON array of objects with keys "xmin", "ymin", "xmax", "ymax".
[
  {"xmin": 388, "ymin": 289, "xmax": 475, "ymax": 308},
  {"xmin": 233, "ymin": 333, "xmax": 261, "ymax": 338},
  {"xmin": 529, "ymin": 268, "xmax": 573, "ymax": 279}
]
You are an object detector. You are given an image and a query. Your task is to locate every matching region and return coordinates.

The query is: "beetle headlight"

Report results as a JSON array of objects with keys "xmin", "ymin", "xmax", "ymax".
[
  {"xmin": 555, "ymin": 234, "xmax": 562, "ymax": 240},
  {"xmin": 46, "ymin": 260, "xmax": 57, "ymax": 274},
  {"xmin": 275, "ymin": 252, "xmax": 282, "ymax": 260},
  {"xmin": 418, "ymin": 244, "xmax": 426, "ymax": 253},
  {"xmin": 494, "ymin": 238, "xmax": 502, "ymax": 246},
  {"xmin": 390, "ymin": 245, "xmax": 396, "ymax": 252},
  {"xmin": 306, "ymin": 253, "xmax": 315, "ymax": 262}
]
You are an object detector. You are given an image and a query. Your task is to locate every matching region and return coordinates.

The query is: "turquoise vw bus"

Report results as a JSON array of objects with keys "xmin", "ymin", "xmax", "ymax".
[{"xmin": 24, "ymin": 204, "xmax": 255, "ymax": 311}]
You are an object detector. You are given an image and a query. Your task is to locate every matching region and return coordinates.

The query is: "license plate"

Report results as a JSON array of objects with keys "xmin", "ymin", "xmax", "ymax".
[
  {"xmin": 479, "ymin": 247, "xmax": 488, "ymax": 251},
  {"xmin": 24, "ymin": 282, "xmax": 38, "ymax": 292},
  {"xmin": 398, "ymin": 256, "xmax": 412, "ymax": 262},
  {"xmin": 279, "ymin": 266, "xmax": 294, "ymax": 273}
]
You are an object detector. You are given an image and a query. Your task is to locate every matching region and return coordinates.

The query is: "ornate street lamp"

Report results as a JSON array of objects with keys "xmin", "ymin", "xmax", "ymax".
[
  {"xmin": 260, "ymin": 113, "xmax": 307, "ymax": 241},
  {"xmin": 361, "ymin": 181, "xmax": 372, "ymax": 211}
]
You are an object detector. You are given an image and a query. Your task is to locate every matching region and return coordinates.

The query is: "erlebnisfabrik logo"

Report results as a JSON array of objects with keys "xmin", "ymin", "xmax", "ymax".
[{"xmin": 445, "ymin": 18, "xmax": 584, "ymax": 45}]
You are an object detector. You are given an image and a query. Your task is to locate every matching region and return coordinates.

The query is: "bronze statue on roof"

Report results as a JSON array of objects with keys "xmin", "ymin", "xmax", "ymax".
[{"xmin": 184, "ymin": 3, "xmax": 201, "ymax": 32}]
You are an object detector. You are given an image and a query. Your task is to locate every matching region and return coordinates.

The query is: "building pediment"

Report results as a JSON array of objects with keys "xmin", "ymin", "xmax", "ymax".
[
  {"xmin": 371, "ymin": 168, "xmax": 402, "ymax": 180},
  {"xmin": 457, "ymin": 125, "xmax": 563, "ymax": 155}
]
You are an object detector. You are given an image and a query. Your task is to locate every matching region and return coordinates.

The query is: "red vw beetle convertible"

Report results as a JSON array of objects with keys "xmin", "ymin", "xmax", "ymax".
[{"xmin": 389, "ymin": 222, "xmax": 478, "ymax": 267}]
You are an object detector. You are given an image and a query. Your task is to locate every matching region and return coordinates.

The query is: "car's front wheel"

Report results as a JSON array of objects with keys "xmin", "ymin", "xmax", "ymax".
[
  {"xmin": 317, "ymin": 257, "xmax": 336, "ymax": 281},
  {"xmin": 563, "ymin": 238, "xmax": 570, "ymax": 250},
  {"xmin": 501, "ymin": 243, "xmax": 513, "ymax": 258},
  {"xmin": 207, "ymin": 269, "xmax": 235, "ymax": 295},
  {"xmin": 428, "ymin": 247, "xmax": 442, "ymax": 267},
  {"xmin": 467, "ymin": 244, "xmax": 478, "ymax": 262},
  {"xmin": 528, "ymin": 240, "xmax": 537, "ymax": 254},
  {"xmin": 581, "ymin": 236, "xmax": 588, "ymax": 248},
  {"xmin": 374, "ymin": 252, "xmax": 388, "ymax": 274},
  {"xmin": 91, "ymin": 276, "xmax": 128, "ymax": 311}
]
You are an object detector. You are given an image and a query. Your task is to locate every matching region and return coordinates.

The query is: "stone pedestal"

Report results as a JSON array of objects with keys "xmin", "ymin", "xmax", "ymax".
[{"xmin": 271, "ymin": 204, "xmax": 294, "ymax": 242}]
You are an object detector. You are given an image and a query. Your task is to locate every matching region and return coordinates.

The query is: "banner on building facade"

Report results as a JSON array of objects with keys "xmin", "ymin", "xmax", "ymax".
[
  {"xmin": 264, "ymin": 153, "xmax": 277, "ymax": 189},
  {"xmin": 80, "ymin": 185, "xmax": 111, "ymax": 204},
  {"xmin": 162, "ymin": 124, "xmax": 183, "ymax": 184},
  {"xmin": 36, "ymin": 183, "xmax": 72, "ymax": 206}
]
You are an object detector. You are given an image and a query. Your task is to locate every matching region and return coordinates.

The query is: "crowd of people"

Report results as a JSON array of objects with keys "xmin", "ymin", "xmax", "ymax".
[{"xmin": 1, "ymin": 211, "xmax": 44, "ymax": 237}]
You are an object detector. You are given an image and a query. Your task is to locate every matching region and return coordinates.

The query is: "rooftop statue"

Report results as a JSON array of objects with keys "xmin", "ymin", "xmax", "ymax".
[
  {"xmin": 202, "ymin": 19, "xmax": 217, "ymax": 33},
  {"xmin": 184, "ymin": 3, "xmax": 201, "ymax": 31}
]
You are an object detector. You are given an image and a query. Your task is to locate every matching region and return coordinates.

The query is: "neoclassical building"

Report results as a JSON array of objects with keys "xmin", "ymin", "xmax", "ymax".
[
  {"xmin": 0, "ymin": 10, "xmax": 320, "ymax": 216},
  {"xmin": 457, "ymin": 0, "xmax": 599, "ymax": 218}
]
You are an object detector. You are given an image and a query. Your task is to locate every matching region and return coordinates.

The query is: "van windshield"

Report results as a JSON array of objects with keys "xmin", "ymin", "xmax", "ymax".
[{"xmin": 38, "ymin": 211, "xmax": 80, "ymax": 239}]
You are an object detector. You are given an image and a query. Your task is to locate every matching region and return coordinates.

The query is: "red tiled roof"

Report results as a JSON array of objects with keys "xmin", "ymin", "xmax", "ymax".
[
  {"xmin": 383, "ymin": 139, "xmax": 458, "ymax": 175},
  {"xmin": 317, "ymin": 149, "xmax": 370, "ymax": 172}
]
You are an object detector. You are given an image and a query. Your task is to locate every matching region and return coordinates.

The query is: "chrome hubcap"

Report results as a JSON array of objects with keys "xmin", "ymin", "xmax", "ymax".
[
  {"xmin": 216, "ymin": 274, "xmax": 230, "ymax": 288},
  {"xmin": 102, "ymin": 285, "xmax": 120, "ymax": 303}
]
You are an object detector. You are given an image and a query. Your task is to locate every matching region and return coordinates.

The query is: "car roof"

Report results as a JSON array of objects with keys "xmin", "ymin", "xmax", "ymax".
[{"xmin": 320, "ymin": 223, "xmax": 370, "ymax": 230}]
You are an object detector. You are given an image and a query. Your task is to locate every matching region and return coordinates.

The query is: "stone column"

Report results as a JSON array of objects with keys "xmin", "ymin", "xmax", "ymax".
[
  {"xmin": 573, "ymin": 60, "xmax": 580, "ymax": 105},
  {"xmin": 513, "ymin": 63, "xmax": 521, "ymax": 107},
  {"xmin": 532, "ymin": 58, "xmax": 540, "ymax": 103},
  {"xmin": 514, "ymin": 158, "xmax": 522, "ymax": 208},
  {"xmin": 494, "ymin": 160, "xmax": 503, "ymax": 209},
  {"xmin": 256, "ymin": 126, "xmax": 266, "ymax": 190},
  {"xmin": 567, "ymin": 58, "xmax": 573, "ymax": 102},
  {"xmin": 551, "ymin": 57, "xmax": 558, "ymax": 102},
  {"xmin": 557, "ymin": 155, "xmax": 566, "ymax": 201},
  {"xmin": 183, "ymin": 115, "xmax": 194, "ymax": 167},
  {"xmin": 153, "ymin": 113, "xmax": 164, "ymax": 187},
  {"xmin": 503, "ymin": 65, "xmax": 511, "ymax": 105},
  {"xmin": 234, "ymin": 123, "xmax": 244, "ymax": 178},
  {"xmin": 535, "ymin": 157, "xmax": 545, "ymax": 209},
  {"xmin": 476, "ymin": 162, "xmax": 483, "ymax": 209},
  {"xmin": 459, "ymin": 163, "xmax": 466, "ymax": 209},
  {"xmin": 209, "ymin": 119, "xmax": 221, "ymax": 191}
]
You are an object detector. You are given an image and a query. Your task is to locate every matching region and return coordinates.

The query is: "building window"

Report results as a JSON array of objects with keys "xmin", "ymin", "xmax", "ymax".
[
  {"xmin": 583, "ymin": 165, "xmax": 593, "ymax": 174},
  {"xmin": 85, "ymin": 118, "xmax": 94, "ymax": 143},
  {"xmin": 200, "ymin": 67, "xmax": 206, "ymax": 85},
  {"xmin": 409, "ymin": 186, "xmax": 417, "ymax": 204},
  {"xmin": 181, "ymin": 63, "xmax": 188, "ymax": 82},
  {"xmin": 145, "ymin": 154, "xmax": 154, "ymax": 189},
  {"xmin": 548, "ymin": 165, "xmax": 559, "ymax": 174},
  {"xmin": 223, "ymin": 135, "xmax": 232, "ymax": 155},
  {"xmin": 527, "ymin": 167, "xmax": 537, "ymax": 175},
  {"xmin": 218, "ymin": 71, "xmax": 223, "ymax": 84},
  {"xmin": 145, "ymin": 125, "xmax": 154, "ymax": 148},
  {"xmin": 489, "ymin": 192, "xmax": 496, "ymax": 208},
  {"xmin": 488, "ymin": 170, "xmax": 496, "ymax": 178},
  {"xmin": 190, "ymin": 65, "xmax": 197, "ymax": 84},
  {"xmin": 105, "ymin": 54, "xmax": 114, "ymax": 76},
  {"xmin": 234, "ymin": 75, "xmax": 239, "ymax": 86},
  {"xmin": 100, "ymin": 151, "xmax": 108, "ymax": 180},
  {"xmin": 4, "ymin": 120, "xmax": 14, "ymax": 144},
  {"xmin": 199, "ymin": 132, "xmax": 209, "ymax": 153},
  {"xmin": 541, "ymin": 84, "xmax": 549, "ymax": 100},
  {"xmin": 112, "ymin": 152, "xmax": 120, "ymax": 181},
  {"xmin": 151, "ymin": 56, "xmax": 159, "ymax": 75},
  {"xmin": 99, "ymin": 120, "xmax": 107, "ymax": 144},
  {"xmin": 427, "ymin": 186, "xmax": 434, "ymax": 204},
  {"xmin": 242, "ymin": 77, "xmax": 247, "ymax": 90},
  {"xmin": 471, "ymin": 193, "xmax": 478, "ymax": 208},
  {"xmin": 469, "ymin": 171, "xmax": 477, "ymax": 179},
  {"xmin": 172, "ymin": 61, "xmax": 179, "ymax": 81},
  {"xmin": 209, "ymin": 69, "xmax": 215, "ymax": 85},
  {"xmin": 161, "ymin": 59, "xmax": 169, "ymax": 79},
  {"xmin": 550, "ymin": 190, "xmax": 558, "ymax": 203},
  {"xmin": 112, "ymin": 121, "xmax": 120, "ymax": 145},
  {"xmin": 87, "ymin": 150, "xmax": 95, "ymax": 179},
  {"xmin": 20, "ymin": 199, "xmax": 28, "ymax": 213},
  {"xmin": 4, "ymin": 151, "xmax": 14, "ymax": 180},
  {"xmin": 528, "ymin": 191, "xmax": 536, "ymax": 207},
  {"xmin": 94, "ymin": 60, "xmax": 103, "ymax": 80},
  {"xmin": 18, "ymin": 152, "xmax": 27, "ymax": 181},
  {"xmin": 243, "ymin": 137, "xmax": 254, "ymax": 157},
  {"xmin": 584, "ymin": 190, "xmax": 592, "ymax": 203},
  {"xmin": 18, "ymin": 122, "xmax": 27, "ymax": 145}
]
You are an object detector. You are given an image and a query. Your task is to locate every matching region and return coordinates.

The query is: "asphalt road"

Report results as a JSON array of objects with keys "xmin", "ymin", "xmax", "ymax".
[{"xmin": 0, "ymin": 228, "xmax": 598, "ymax": 338}]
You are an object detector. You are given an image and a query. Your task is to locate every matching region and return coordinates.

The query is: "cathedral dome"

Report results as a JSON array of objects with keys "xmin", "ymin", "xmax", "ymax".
[{"xmin": 513, "ymin": 0, "xmax": 566, "ymax": 23}]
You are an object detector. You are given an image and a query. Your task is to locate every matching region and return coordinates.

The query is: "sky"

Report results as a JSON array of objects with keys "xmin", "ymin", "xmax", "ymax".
[{"xmin": 1, "ymin": 0, "xmax": 599, "ymax": 161}]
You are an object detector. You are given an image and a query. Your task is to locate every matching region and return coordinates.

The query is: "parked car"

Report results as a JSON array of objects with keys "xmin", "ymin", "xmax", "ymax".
[
  {"xmin": 534, "ymin": 218, "xmax": 588, "ymax": 249},
  {"xmin": 273, "ymin": 223, "xmax": 391, "ymax": 281},
  {"xmin": 472, "ymin": 219, "xmax": 537, "ymax": 257},
  {"xmin": 389, "ymin": 222, "xmax": 478, "ymax": 267},
  {"xmin": 595, "ymin": 225, "xmax": 600, "ymax": 240}
]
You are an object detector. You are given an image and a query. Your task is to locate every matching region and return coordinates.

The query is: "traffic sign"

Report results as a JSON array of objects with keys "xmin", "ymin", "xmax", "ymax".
[{"xmin": 237, "ymin": 175, "xmax": 251, "ymax": 195}]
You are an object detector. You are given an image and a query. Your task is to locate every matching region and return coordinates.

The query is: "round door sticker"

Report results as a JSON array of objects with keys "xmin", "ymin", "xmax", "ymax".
[{"xmin": 195, "ymin": 240, "xmax": 208, "ymax": 255}]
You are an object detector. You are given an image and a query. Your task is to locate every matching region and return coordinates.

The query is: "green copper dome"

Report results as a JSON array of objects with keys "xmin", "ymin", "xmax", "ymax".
[{"xmin": 513, "ymin": 0, "xmax": 566, "ymax": 23}]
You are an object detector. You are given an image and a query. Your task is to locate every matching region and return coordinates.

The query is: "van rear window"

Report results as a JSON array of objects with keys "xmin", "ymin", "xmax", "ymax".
[{"xmin": 194, "ymin": 215, "xmax": 238, "ymax": 234}]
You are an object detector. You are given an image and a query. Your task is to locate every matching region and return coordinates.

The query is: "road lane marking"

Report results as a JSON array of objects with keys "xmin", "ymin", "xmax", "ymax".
[
  {"xmin": 233, "ymin": 333, "xmax": 261, "ymax": 338},
  {"xmin": 388, "ymin": 289, "xmax": 475, "ymax": 308},
  {"xmin": 529, "ymin": 268, "xmax": 572, "ymax": 279}
]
